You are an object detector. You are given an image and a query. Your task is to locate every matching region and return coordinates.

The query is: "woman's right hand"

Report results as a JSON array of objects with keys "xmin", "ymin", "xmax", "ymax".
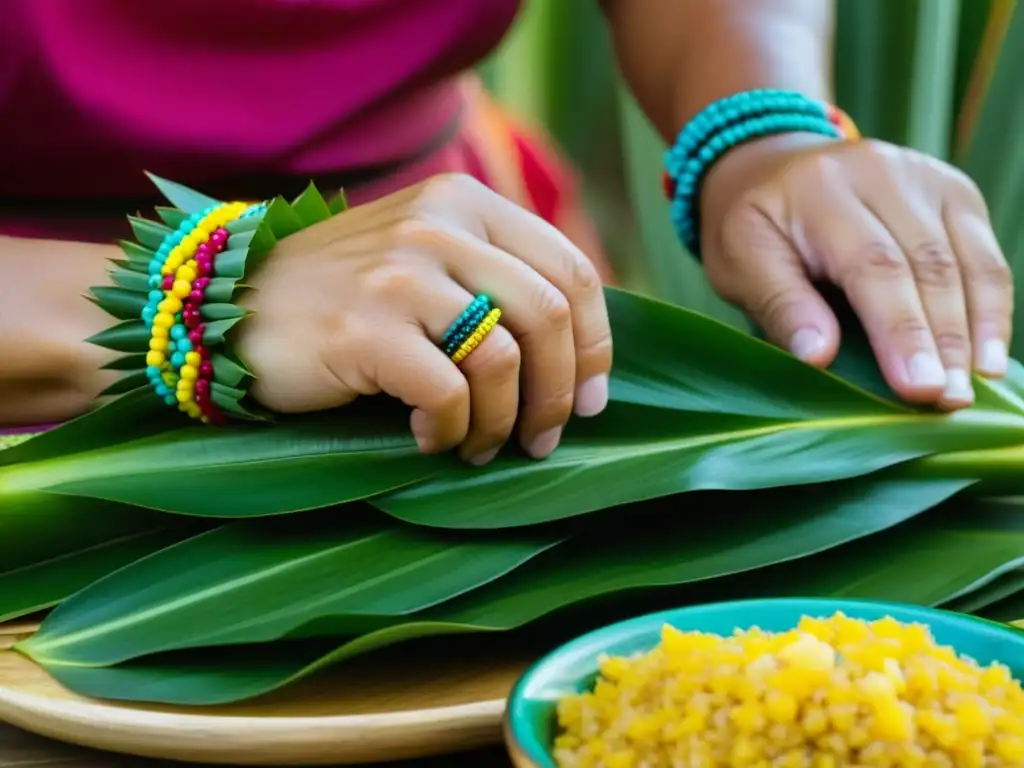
[{"xmin": 234, "ymin": 173, "xmax": 613, "ymax": 465}]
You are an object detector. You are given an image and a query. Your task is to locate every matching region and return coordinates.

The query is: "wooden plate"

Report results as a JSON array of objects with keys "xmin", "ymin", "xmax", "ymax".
[{"xmin": 0, "ymin": 621, "xmax": 533, "ymax": 765}]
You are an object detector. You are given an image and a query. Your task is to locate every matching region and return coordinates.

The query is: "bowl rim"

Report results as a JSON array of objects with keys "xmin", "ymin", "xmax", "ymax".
[{"xmin": 502, "ymin": 597, "xmax": 1024, "ymax": 768}]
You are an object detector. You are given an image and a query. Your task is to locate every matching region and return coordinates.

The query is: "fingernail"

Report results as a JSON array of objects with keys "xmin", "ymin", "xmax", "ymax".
[
  {"xmin": 979, "ymin": 339, "xmax": 1009, "ymax": 376},
  {"xmin": 575, "ymin": 374, "xmax": 609, "ymax": 417},
  {"xmin": 527, "ymin": 426, "xmax": 563, "ymax": 459},
  {"xmin": 906, "ymin": 352, "xmax": 947, "ymax": 388},
  {"xmin": 410, "ymin": 411, "xmax": 434, "ymax": 453},
  {"xmin": 942, "ymin": 368, "xmax": 974, "ymax": 405},
  {"xmin": 790, "ymin": 328, "xmax": 827, "ymax": 362},
  {"xmin": 468, "ymin": 447, "xmax": 501, "ymax": 466}
]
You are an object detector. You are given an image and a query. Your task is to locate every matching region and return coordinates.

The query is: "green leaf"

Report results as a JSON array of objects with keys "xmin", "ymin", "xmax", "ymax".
[
  {"xmin": 0, "ymin": 527, "xmax": 201, "ymax": 624},
  {"xmin": 0, "ymin": 402, "xmax": 447, "ymax": 516},
  {"xmin": 204, "ymin": 277, "xmax": 239, "ymax": 303},
  {"xmin": 225, "ymin": 217, "xmax": 263, "ymax": 235},
  {"xmin": 114, "ymin": 241, "xmax": 153, "ymax": 272},
  {"xmin": 107, "ymin": 268, "xmax": 152, "ymax": 293},
  {"xmin": 154, "ymin": 206, "xmax": 189, "ymax": 230},
  {"xmin": 84, "ymin": 320, "xmax": 150, "ymax": 353},
  {"xmin": 958, "ymin": 5, "xmax": 1024, "ymax": 354},
  {"xmin": 213, "ymin": 248, "xmax": 248, "ymax": 279},
  {"xmin": 200, "ymin": 303, "xmax": 247, "ymax": 321},
  {"xmin": 27, "ymin": 475, "xmax": 968, "ymax": 704},
  {"xmin": 0, "ymin": 390, "xmax": 180, "ymax": 470},
  {"xmin": 88, "ymin": 286, "xmax": 146, "ymax": 320},
  {"xmin": 290, "ymin": 183, "xmax": 333, "ymax": 227},
  {"xmin": 128, "ymin": 217, "xmax": 172, "ymax": 250},
  {"xmin": 946, "ymin": 569, "xmax": 1024, "ymax": 615},
  {"xmin": 203, "ymin": 317, "xmax": 245, "ymax": 346},
  {"xmin": 210, "ymin": 353, "xmax": 249, "ymax": 388},
  {"xmin": 261, "ymin": 197, "xmax": 305, "ymax": 239},
  {"xmin": 22, "ymin": 509, "xmax": 560, "ymax": 665},
  {"xmin": 145, "ymin": 173, "xmax": 222, "ymax": 215},
  {"xmin": 327, "ymin": 189, "xmax": 349, "ymax": 215},
  {"xmin": 101, "ymin": 354, "xmax": 148, "ymax": 372},
  {"xmin": 98, "ymin": 370, "xmax": 149, "ymax": 398}
]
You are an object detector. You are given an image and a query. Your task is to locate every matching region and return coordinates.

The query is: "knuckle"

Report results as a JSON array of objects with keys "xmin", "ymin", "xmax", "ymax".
[
  {"xmin": 563, "ymin": 250, "xmax": 602, "ymax": 295},
  {"xmin": 580, "ymin": 329, "xmax": 614, "ymax": 370},
  {"xmin": 933, "ymin": 329, "xmax": 970, "ymax": 355},
  {"xmin": 360, "ymin": 260, "xmax": 420, "ymax": 300},
  {"xmin": 888, "ymin": 314, "xmax": 931, "ymax": 342},
  {"xmin": 468, "ymin": 328, "xmax": 521, "ymax": 378},
  {"xmin": 530, "ymin": 283, "xmax": 572, "ymax": 328},
  {"xmin": 839, "ymin": 241, "xmax": 909, "ymax": 283},
  {"xmin": 432, "ymin": 378, "xmax": 470, "ymax": 416},
  {"xmin": 908, "ymin": 241, "xmax": 959, "ymax": 288},
  {"xmin": 946, "ymin": 167, "xmax": 987, "ymax": 208},
  {"xmin": 749, "ymin": 284, "xmax": 803, "ymax": 328},
  {"xmin": 389, "ymin": 215, "xmax": 450, "ymax": 251},
  {"xmin": 967, "ymin": 254, "xmax": 1012, "ymax": 287},
  {"xmin": 419, "ymin": 172, "xmax": 485, "ymax": 205}
]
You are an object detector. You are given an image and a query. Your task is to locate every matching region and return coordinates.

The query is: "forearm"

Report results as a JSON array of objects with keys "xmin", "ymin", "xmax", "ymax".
[
  {"xmin": 0, "ymin": 236, "xmax": 118, "ymax": 426},
  {"xmin": 603, "ymin": 0, "xmax": 834, "ymax": 142}
]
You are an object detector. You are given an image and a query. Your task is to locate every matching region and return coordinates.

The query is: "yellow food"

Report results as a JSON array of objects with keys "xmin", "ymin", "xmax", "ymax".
[{"xmin": 553, "ymin": 612, "xmax": 1024, "ymax": 767}]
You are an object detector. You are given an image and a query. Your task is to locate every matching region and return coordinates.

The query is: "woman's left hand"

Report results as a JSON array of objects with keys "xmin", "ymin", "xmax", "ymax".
[{"xmin": 698, "ymin": 132, "xmax": 1013, "ymax": 411}]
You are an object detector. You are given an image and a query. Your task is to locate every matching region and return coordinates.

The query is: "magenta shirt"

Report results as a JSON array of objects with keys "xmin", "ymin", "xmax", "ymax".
[
  {"xmin": 0, "ymin": 0, "xmax": 521, "ymax": 240},
  {"xmin": 0, "ymin": 0, "xmax": 521, "ymax": 434}
]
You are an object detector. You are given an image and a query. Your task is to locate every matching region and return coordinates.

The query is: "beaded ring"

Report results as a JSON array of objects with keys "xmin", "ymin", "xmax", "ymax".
[
  {"xmin": 451, "ymin": 308, "xmax": 503, "ymax": 364},
  {"xmin": 442, "ymin": 295, "xmax": 493, "ymax": 357},
  {"xmin": 662, "ymin": 89, "xmax": 859, "ymax": 257}
]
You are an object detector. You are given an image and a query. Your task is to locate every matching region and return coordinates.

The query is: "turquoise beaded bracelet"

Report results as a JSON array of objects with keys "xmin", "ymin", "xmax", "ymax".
[{"xmin": 663, "ymin": 89, "xmax": 848, "ymax": 257}]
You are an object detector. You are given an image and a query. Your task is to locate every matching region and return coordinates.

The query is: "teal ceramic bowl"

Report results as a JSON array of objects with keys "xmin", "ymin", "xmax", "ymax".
[{"xmin": 503, "ymin": 598, "xmax": 1024, "ymax": 768}]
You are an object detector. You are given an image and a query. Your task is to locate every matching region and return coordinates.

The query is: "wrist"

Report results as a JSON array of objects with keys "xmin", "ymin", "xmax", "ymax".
[
  {"xmin": 0, "ymin": 237, "xmax": 119, "ymax": 425},
  {"xmin": 661, "ymin": 91, "xmax": 857, "ymax": 256}
]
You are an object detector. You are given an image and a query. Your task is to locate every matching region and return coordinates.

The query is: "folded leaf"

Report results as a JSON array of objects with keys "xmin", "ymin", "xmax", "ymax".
[
  {"xmin": 83, "ymin": 320, "xmax": 150, "ymax": 353},
  {"xmin": 128, "ymin": 216, "xmax": 172, "ymax": 250},
  {"xmin": 145, "ymin": 173, "xmax": 222, "ymax": 215},
  {"xmin": 30, "ymin": 476, "xmax": 988, "ymax": 706},
  {"xmin": 87, "ymin": 287, "xmax": 146, "ymax": 320},
  {"xmin": 23, "ymin": 509, "xmax": 560, "ymax": 665},
  {"xmin": 0, "ymin": 527, "xmax": 201, "ymax": 623}
]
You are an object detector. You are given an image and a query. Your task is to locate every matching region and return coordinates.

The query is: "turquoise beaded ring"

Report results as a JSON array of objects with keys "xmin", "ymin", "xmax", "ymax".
[{"xmin": 442, "ymin": 295, "xmax": 492, "ymax": 357}]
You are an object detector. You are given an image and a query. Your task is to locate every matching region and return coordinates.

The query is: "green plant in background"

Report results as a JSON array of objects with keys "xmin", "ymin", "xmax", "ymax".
[
  {"xmin": 482, "ymin": 0, "xmax": 1024, "ymax": 346},
  {"xmin": 5, "ymin": 0, "xmax": 1024, "ymax": 713}
]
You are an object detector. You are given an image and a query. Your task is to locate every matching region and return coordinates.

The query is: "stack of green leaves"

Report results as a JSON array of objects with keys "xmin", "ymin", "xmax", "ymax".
[{"xmin": 5, "ymin": 176, "xmax": 1024, "ymax": 706}]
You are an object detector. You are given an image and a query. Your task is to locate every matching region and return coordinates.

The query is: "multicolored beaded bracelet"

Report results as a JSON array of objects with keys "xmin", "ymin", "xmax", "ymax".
[
  {"xmin": 661, "ymin": 89, "xmax": 860, "ymax": 256},
  {"xmin": 86, "ymin": 174, "xmax": 350, "ymax": 424},
  {"xmin": 144, "ymin": 201, "xmax": 263, "ymax": 423}
]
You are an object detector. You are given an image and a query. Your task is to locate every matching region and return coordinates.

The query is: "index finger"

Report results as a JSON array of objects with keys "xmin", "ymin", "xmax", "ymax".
[{"xmin": 424, "ymin": 174, "xmax": 613, "ymax": 417}]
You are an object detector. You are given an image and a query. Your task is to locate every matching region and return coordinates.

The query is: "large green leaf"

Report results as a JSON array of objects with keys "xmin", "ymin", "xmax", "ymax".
[
  {"xmin": 0, "ymin": 528, "xmax": 198, "ymax": 623},
  {"xmin": 0, "ymin": 402, "xmax": 447, "ymax": 517},
  {"xmin": 24, "ymin": 475, "xmax": 969, "ymax": 703},
  {"xmin": 957, "ymin": 3, "xmax": 1024, "ymax": 354},
  {"xmin": 22, "ymin": 509, "xmax": 559, "ymax": 666},
  {"xmin": 9, "ymin": 289, "xmax": 1022, "ymax": 528},
  {"xmin": 834, "ymin": 0, "xmax": 961, "ymax": 157}
]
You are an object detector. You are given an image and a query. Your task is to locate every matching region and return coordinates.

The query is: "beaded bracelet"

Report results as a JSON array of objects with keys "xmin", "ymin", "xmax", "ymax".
[
  {"xmin": 87, "ymin": 174, "xmax": 350, "ymax": 423},
  {"xmin": 662, "ymin": 89, "xmax": 860, "ymax": 256}
]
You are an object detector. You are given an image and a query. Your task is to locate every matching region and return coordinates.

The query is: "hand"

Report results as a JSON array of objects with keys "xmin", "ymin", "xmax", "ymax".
[
  {"xmin": 234, "ymin": 174, "xmax": 612, "ymax": 463},
  {"xmin": 699, "ymin": 133, "xmax": 1012, "ymax": 410}
]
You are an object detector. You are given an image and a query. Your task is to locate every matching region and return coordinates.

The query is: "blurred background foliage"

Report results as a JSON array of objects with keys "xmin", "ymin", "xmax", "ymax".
[{"xmin": 478, "ymin": 0, "xmax": 1024, "ymax": 350}]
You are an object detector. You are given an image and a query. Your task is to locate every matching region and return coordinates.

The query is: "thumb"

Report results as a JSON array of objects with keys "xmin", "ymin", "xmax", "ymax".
[{"xmin": 718, "ymin": 213, "xmax": 841, "ymax": 367}]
